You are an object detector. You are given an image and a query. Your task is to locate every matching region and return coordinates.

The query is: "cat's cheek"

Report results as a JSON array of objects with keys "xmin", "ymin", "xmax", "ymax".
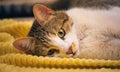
[{"xmin": 50, "ymin": 36, "xmax": 70, "ymax": 50}]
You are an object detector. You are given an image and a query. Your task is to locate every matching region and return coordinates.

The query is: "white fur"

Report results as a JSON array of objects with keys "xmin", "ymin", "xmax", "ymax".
[
  {"xmin": 50, "ymin": 24, "xmax": 79, "ymax": 52},
  {"xmin": 65, "ymin": 6, "xmax": 120, "ymax": 59},
  {"xmin": 49, "ymin": 6, "xmax": 120, "ymax": 59}
]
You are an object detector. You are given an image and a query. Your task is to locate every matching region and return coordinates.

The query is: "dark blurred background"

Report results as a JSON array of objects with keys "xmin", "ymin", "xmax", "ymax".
[{"xmin": 0, "ymin": 0, "xmax": 70, "ymax": 19}]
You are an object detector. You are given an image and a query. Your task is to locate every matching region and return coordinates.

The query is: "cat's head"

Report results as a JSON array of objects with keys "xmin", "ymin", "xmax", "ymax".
[{"xmin": 13, "ymin": 4, "xmax": 79, "ymax": 58}]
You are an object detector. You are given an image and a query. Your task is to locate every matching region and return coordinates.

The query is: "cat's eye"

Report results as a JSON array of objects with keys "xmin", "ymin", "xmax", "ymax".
[
  {"xmin": 58, "ymin": 28, "xmax": 65, "ymax": 38},
  {"xmin": 47, "ymin": 49, "xmax": 56, "ymax": 55}
]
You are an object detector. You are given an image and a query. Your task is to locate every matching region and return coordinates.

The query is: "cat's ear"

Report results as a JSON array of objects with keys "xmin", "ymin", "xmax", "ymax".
[
  {"xmin": 13, "ymin": 37, "xmax": 35, "ymax": 54},
  {"xmin": 33, "ymin": 4, "xmax": 55, "ymax": 24}
]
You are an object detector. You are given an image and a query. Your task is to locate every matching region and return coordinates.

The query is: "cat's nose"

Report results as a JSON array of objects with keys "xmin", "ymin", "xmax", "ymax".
[{"xmin": 66, "ymin": 46, "xmax": 73, "ymax": 54}]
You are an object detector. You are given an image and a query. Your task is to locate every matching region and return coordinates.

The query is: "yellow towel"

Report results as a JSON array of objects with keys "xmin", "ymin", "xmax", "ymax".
[{"xmin": 0, "ymin": 19, "xmax": 120, "ymax": 72}]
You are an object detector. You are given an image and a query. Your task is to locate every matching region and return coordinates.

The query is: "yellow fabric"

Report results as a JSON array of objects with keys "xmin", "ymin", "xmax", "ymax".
[
  {"xmin": 0, "ymin": 19, "xmax": 120, "ymax": 72},
  {"xmin": 0, "ymin": 64, "xmax": 119, "ymax": 72}
]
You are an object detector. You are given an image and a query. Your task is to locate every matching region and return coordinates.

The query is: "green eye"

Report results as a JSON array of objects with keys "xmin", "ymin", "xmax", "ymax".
[
  {"xmin": 58, "ymin": 28, "xmax": 65, "ymax": 38},
  {"xmin": 47, "ymin": 49, "xmax": 56, "ymax": 55}
]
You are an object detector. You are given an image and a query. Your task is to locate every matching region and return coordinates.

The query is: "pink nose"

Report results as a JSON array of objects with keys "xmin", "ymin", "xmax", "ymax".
[{"xmin": 66, "ymin": 46, "xmax": 73, "ymax": 54}]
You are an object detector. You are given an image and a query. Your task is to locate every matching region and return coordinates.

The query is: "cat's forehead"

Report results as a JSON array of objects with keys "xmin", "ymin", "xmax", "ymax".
[
  {"xmin": 55, "ymin": 11, "xmax": 68, "ymax": 20},
  {"xmin": 44, "ymin": 11, "xmax": 73, "ymax": 34}
]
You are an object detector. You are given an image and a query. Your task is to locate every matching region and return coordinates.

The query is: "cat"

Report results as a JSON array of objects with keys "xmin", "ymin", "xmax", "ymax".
[{"xmin": 13, "ymin": 0, "xmax": 120, "ymax": 60}]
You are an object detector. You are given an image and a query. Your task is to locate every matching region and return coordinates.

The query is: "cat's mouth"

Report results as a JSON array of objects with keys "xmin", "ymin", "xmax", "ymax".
[
  {"xmin": 66, "ymin": 51, "xmax": 77, "ymax": 58},
  {"xmin": 66, "ymin": 42, "xmax": 78, "ymax": 57},
  {"xmin": 72, "ymin": 51, "xmax": 77, "ymax": 57}
]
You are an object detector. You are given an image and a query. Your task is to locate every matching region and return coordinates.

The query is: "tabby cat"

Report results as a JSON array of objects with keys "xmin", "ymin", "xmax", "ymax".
[{"xmin": 13, "ymin": 0, "xmax": 120, "ymax": 60}]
